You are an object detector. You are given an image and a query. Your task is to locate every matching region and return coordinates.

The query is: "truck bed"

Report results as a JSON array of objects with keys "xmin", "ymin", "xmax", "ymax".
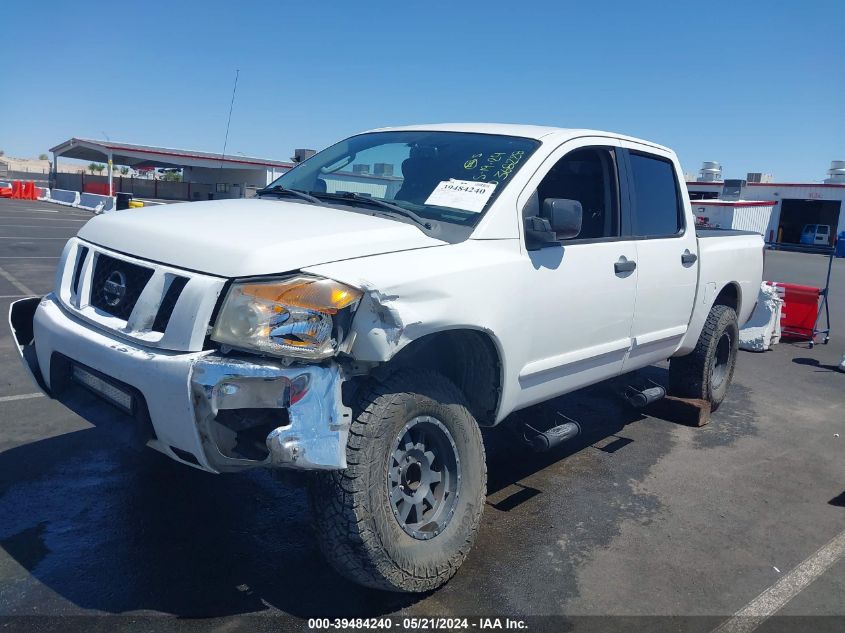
[
  {"xmin": 696, "ymin": 228, "xmax": 761, "ymax": 238},
  {"xmin": 674, "ymin": 228, "xmax": 764, "ymax": 356}
]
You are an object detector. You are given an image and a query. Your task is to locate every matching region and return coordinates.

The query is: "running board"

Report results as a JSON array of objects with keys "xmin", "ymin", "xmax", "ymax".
[
  {"xmin": 621, "ymin": 382, "xmax": 666, "ymax": 408},
  {"xmin": 521, "ymin": 413, "xmax": 581, "ymax": 452}
]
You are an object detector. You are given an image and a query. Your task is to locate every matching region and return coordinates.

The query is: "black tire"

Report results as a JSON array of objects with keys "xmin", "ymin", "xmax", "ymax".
[
  {"xmin": 668, "ymin": 304, "xmax": 739, "ymax": 411},
  {"xmin": 309, "ymin": 370, "xmax": 486, "ymax": 592}
]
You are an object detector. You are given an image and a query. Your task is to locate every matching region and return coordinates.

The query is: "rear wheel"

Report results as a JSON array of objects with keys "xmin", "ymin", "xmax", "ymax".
[
  {"xmin": 669, "ymin": 304, "xmax": 739, "ymax": 410},
  {"xmin": 309, "ymin": 370, "xmax": 486, "ymax": 592}
]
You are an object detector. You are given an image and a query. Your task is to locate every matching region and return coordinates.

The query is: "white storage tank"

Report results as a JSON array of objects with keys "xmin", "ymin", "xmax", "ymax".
[
  {"xmin": 698, "ymin": 161, "xmax": 722, "ymax": 182},
  {"xmin": 825, "ymin": 160, "xmax": 845, "ymax": 184}
]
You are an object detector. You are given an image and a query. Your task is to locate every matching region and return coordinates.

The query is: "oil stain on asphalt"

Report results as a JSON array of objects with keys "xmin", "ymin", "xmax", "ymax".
[{"xmin": 693, "ymin": 383, "xmax": 758, "ymax": 449}]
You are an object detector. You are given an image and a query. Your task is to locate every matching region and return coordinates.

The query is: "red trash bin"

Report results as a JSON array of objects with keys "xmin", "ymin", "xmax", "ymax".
[{"xmin": 769, "ymin": 282, "xmax": 821, "ymax": 340}]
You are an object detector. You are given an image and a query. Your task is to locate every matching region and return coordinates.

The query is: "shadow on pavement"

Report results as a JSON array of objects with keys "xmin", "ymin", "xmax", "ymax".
[
  {"xmin": 792, "ymin": 357, "xmax": 842, "ymax": 372},
  {"xmin": 0, "ymin": 368, "xmax": 674, "ymax": 618}
]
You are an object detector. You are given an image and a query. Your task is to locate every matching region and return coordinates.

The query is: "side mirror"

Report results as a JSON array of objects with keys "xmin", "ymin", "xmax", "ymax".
[
  {"xmin": 524, "ymin": 215, "xmax": 558, "ymax": 250},
  {"xmin": 543, "ymin": 198, "xmax": 582, "ymax": 240}
]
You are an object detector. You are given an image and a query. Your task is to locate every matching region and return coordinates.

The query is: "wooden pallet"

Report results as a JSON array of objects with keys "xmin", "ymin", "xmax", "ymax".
[{"xmin": 646, "ymin": 395, "xmax": 711, "ymax": 427}]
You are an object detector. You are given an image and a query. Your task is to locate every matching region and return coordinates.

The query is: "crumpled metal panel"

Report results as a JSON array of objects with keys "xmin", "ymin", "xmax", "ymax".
[{"xmin": 190, "ymin": 356, "xmax": 351, "ymax": 472}]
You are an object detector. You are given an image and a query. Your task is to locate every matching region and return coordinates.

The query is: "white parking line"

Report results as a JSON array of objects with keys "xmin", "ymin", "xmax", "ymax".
[
  {"xmin": 0, "ymin": 236, "xmax": 70, "ymax": 240},
  {"xmin": 0, "ymin": 208, "xmax": 87, "ymax": 215},
  {"xmin": 0, "ymin": 225, "xmax": 85, "ymax": 229},
  {"xmin": 711, "ymin": 529, "xmax": 845, "ymax": 633},
  {"xmin": 0, "ymin": 211, "xmax": 92, "ymax": 218},
  {"xmin": 0, "ymin": 264, "xmax": 35, "ymax": 295},
  {"xmin": 0, "ymin": 217, "xmax": 89, "ymax": 222},
  {"xmin": 0, "ymin": 393, "xmax": 45, "ymax": 403},
  {"xmin": 0, "ymin": 294, "xmax": 30, "ymax": 298}
]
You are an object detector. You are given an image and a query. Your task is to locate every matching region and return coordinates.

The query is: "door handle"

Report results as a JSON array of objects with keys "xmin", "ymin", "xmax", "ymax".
[
  {"xmin": 614, "ymin": 258, "xmax": 637, "ymax": 274},
  {"xmin": 681, "ymin": 250, "xmax": 698, "ymax": 265}
]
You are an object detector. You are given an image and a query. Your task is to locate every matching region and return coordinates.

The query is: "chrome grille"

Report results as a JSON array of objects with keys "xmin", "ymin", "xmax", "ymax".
[{"xmin": 57, "ymin": 238, "xmax": 227, "ymax": 352}]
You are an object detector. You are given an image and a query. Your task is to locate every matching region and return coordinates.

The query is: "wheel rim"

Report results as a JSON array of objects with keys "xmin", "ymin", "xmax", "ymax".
[
  {"xmin": 711, "ymin": 330, "xmax": 733, "ymax": 390},
  {"xmin": 388, "ymin": 415, "xmax": 460, "ymax": 540}
]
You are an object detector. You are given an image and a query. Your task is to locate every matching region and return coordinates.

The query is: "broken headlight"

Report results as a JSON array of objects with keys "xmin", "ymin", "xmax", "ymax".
[{"xmin": 211, "ymin": 276, "xmax": 362, "ymax": 360}]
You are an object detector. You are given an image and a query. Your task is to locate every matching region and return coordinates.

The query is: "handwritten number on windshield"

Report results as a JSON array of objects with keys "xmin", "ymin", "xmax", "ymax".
[{"xmin": 463, "ymin": 150, "xmax": 525, "ymax": 185}]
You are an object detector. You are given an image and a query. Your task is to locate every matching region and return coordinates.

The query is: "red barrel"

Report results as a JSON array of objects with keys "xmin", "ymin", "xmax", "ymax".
[{"xmin": 769, "ymin": 282, "xmax": 821, "ymax": 340}]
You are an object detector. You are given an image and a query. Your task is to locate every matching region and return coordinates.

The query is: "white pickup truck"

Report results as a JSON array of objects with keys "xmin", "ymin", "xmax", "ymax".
[{"xmin": 10, "ymin": 124, "xmax": 763, "ymax": 593}]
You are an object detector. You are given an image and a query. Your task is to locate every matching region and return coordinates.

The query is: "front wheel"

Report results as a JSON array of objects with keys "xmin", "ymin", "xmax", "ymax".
[
  {"xmin": 309, "ymin": 370, "xmax": 486, "ymax": 592},
  {"xmin": 669, "ymin": 304, "xmax": 739, "ymax": 411}
]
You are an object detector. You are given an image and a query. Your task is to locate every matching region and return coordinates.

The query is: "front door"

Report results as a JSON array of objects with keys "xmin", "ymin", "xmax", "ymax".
[{"xmin": 515, "ymin": 139, "xmax": 638, "ymax": 409}]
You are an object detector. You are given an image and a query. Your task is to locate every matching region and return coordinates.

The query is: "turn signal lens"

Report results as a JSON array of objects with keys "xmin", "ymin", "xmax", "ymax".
[{"xmin": 240, "ymin": 277, "xmax": 361, "ymax": 314}]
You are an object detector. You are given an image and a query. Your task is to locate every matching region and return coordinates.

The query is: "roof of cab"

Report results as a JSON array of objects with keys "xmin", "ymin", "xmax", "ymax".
[{"xmin": 365, "ymin": 122, "xmax": 671, "ymax": 152}]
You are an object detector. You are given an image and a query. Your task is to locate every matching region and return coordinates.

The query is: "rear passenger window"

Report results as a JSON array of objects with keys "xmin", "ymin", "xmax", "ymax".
[{"xmin": 629, "ymin": 152, "xmax": 683, "ymax": 237}]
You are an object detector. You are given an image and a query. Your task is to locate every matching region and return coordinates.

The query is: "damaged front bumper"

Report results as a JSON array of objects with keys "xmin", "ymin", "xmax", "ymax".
[
  {"xmin": 9, "ymin": 295, "xmax": 352, "ymax": 473},
  {"xmin": 191, "ymin": 356, "xmax": 350, "ymax": 472}
]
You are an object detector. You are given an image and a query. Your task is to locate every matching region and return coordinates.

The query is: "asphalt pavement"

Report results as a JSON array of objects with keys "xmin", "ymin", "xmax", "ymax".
[{"xmin": 0, "ymin": 198, "xmax": 842, "ymax": 632}]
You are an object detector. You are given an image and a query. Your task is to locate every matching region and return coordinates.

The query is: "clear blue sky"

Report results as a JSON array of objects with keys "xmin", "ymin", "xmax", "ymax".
[{"xmin": 3, "ymin": 1, "xmax": 842, "ymax": 181}]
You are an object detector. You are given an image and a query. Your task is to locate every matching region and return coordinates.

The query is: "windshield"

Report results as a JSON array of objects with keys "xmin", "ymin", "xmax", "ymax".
[{"xmin": 265, "ymin": 131, "xmax": 540, "ymax": 227}]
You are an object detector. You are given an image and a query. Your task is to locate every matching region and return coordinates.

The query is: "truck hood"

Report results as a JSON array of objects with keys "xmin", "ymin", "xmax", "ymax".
[{"xmin": 77, "ymin": 198, "xmax": 446, "ymax": 278}]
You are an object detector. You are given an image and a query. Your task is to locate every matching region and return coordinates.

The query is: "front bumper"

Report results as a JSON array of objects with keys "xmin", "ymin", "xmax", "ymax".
[{"xmin": 9, "ymin": 295, "xmax": 351, "ymax": 473}]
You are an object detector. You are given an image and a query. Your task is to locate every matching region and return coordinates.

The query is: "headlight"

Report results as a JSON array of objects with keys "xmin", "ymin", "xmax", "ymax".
[{"xmin": 211, "ymin": 276, "xmax": 362, "ymax": 359}]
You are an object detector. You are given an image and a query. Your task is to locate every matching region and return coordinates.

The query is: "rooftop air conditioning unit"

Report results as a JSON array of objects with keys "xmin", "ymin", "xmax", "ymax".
[
  {"xmin": 721, "ymin": 179, "xmax": 746, "ymax": 200},
  {"xmin": 292, "ymin": 149, "xmax": 316, "ymax": 163},
  {"xmin": 825, "ymin": 160, "xmax": 845, "ymax": 184},
  {"xmin": 698, "ymin": 161, "xmax": 722, "ymax": 182},
  {"xmin": 373, "ymin": 163, "xmax": 394, "ymax": 176},
  {"xmin": 746, "ymin": 172, "xmax": 773, "ymax": 183}
]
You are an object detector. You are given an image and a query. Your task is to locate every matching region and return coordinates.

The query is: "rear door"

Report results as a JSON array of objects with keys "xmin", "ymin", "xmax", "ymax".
[{"xmin": 620, "ymin": 144, "xmax": 699, "ymax": 370}]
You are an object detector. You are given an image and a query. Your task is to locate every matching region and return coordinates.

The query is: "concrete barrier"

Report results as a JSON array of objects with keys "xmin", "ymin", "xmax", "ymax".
[
  {"xmin": 36, "ymin": 187, "xmax": 50, "ymax": 200},
  {"xmin": 49, "ymin": 189, "xmax": 81, "ymax": 207},
  {"xmin": 78, "ymin": 192, "xmax": 116, "ymax": 213},
  {"xmin": 101, "ymin": 196, "xmax": 116, "ymax": 212}
]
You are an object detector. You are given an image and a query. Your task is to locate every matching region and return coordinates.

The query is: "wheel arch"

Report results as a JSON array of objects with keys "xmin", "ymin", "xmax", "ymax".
[
  {"xmin": 675, "ymin": 280, "xmax": 743, "ymax": 357},
  {"xmin": 713, "ymin": 281, "xmax": 741, "ymax": 313},
  {"xmin": 373, "ymin": 327, "xmax": 504, "ymax": 426}
]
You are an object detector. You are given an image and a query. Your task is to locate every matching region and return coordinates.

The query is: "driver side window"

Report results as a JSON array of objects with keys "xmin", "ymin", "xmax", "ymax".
[{"xmin": 525, "ymin": 147, "xmax": 620, "ymax": 240}]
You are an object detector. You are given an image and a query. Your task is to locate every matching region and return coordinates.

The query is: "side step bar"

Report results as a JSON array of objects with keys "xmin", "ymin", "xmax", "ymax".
[
  {"xmin": 521, "ymin": 413, "xmax": 581, "ymax": 452},
  {"xmin": 621, "ymin": 383, "xmax": 666, "ymax": 408}
]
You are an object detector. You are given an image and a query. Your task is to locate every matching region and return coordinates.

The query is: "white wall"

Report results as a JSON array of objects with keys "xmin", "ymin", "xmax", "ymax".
[
  {"xmin": 691, "ymin": 203, "xmax": 777, "ymax": 237},
  {"xmin": 746, "ymin": 184, "xmax": 845, "ymax": 237}
]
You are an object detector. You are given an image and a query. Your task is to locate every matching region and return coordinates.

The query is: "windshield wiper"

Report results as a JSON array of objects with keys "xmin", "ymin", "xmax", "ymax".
[
  {"xmin": 256, "ymin": 185, "xmax": 322, "ymax": 204},
  {"xmin": 313, "ymin": 191, "xmax": 433, "ymax": 229}
]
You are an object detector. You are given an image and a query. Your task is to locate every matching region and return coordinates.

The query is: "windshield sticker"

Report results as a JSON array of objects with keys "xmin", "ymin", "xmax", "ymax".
[
  {"xmin": 424, "ymin": 179, "xmax": 497, "ymax": 213},
  {"xmin": 461, "ymin": 149, "xmax": 526, "ymax": 185}
]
